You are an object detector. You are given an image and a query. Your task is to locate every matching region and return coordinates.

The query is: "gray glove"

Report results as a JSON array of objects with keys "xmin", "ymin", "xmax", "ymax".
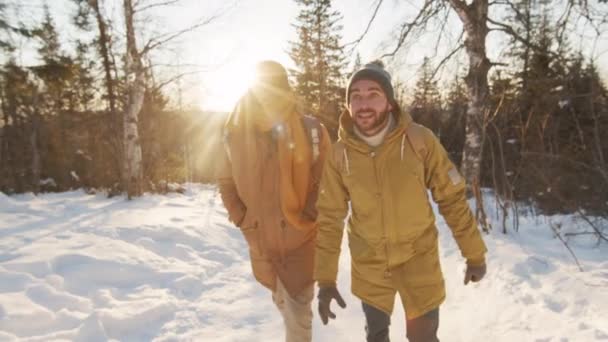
[
  {"xmin": 317, "ymin": 285, "xmax": 346, "ymax": 325},
  {"xmin": 464, "ymin": 263, "xmax": 487, "ymax": 285}
]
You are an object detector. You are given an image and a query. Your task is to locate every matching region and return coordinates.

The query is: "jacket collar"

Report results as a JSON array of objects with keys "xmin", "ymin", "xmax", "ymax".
[{"xmin": 338, "ymin": 110, "xmax": 413, "ymax": 153}]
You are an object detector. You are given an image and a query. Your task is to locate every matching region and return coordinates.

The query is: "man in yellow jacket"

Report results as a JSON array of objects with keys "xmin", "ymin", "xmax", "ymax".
[
  {"xmin": 217, "ymin": 61, "xmax": 330, "ymax": 342},
  {"xmin": 314, "ymin": 60, "xmax": 488, "ymax": 342}
]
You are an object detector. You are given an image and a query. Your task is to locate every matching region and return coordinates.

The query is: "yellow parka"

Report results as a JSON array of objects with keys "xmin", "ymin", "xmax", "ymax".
[{"xmin": 314, "ymin": 111, "xmax": 487, "ymax": 318}]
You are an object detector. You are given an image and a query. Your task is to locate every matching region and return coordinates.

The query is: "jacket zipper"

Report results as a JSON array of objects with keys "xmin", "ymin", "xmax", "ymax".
[{"xmin": 371, "ymin": 150, "xmax": 391, "ymax": 278}]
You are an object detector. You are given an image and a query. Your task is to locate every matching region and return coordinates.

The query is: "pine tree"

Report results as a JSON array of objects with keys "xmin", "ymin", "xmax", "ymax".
[
  {"xmin": 558, "ymin": 57, "xmax": 608, "ymax": 210},
  {"xmin": 72, "ymin": 41, "xmax": 96, "ymax": 112},
  {"xmin": 350, "ymin": 52, "xmax": 362, "ymax": 77},
  {"xmin": 71, "ymin": 0, "xmax": 123, "ymax": 191},
  {"xmin": 442, "ymin": 74, "xmax": 469, "ymax": 165},
  {"xmin": 0, "ymin": 1, "xmax": 13, "ymax": 52},
  {"xmin": 289, "ymin": 0, "xmax": 346, "ymax": 139},
  {"xmin": 32, "ymin": 4, "xmax": 76, "ymax": 190},
  {"xmin": 411, "ymin": 57, "xmax": 442, "ymax": 134},
  {"xmin": 0, "ymin": 62, "xmax": 37, "ymax": 193},
  {"xmin": 72, "ymin": 0, "xmax": 119, "ymax": 114}
]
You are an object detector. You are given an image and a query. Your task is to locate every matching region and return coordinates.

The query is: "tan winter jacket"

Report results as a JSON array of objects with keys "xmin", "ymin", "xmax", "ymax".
[{"xmin": 217, "ymin": 92, "xmax": 331, "ymax": 297}]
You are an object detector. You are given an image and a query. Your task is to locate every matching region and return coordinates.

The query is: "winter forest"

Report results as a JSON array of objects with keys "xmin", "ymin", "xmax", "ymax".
[{"xmin": 1, "ymin": 0, "xmax": 607, "ymax": 341}]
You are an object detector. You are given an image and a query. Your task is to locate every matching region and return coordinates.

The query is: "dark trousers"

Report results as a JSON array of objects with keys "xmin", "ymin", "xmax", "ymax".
[{"xmin": 362, "ymin": 302, "xmax": 440, "ymax": 342}]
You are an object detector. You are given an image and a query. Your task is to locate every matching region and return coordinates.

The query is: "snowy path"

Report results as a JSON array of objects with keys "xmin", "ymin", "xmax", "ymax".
[{"xmin": 0, "ymin": 185, "xmax": 607, "ymax": 341}]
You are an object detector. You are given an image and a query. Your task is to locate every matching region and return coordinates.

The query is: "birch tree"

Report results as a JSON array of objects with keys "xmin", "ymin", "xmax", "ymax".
[
  {"xmin": 122, "ymin": 0, "xmax": 145, "ymax": 198},
  {"xmin": 360, "ymin": 0, "xmax": 607, "ymax": 198}
]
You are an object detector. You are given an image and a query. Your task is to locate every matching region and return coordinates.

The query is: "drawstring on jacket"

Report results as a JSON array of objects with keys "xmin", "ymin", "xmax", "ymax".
[
  {"xmin": 400, "ymin": 133, "xmax": 406, "ymax": 161},
  {"xmin": 343, "ymin": 148, "xmax": 351, "ymax": 175},
  {"xmin": 340, "ymin": 132, "xmax": 406, "ymax": 174}
]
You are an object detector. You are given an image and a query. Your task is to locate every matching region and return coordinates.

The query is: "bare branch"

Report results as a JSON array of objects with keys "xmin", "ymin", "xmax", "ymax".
[
  {"xmin": 343, "ymin": 0, "xmax": 383, "ymax": 53},
  {"xmin": 381, "ymin": 0, "xmax": 445, "ymax": 58},
  {"xmin": 487, "ymin": 17, "xmax": 564, "ymax": 62},
  {"xmin": 153, "ymin": 70, "xmax": 206, "ymax": 92},
  {"xmin": 148, "ymin": 63, "xmax": 210, "ymax": 69},
  {"xmin": 140, "ymin": 13, "xmax": 221, "ymax": 56},
  {"xmin": 430, "ymin": 5, "xmax": 453, "ymax": 59},
  {"xmin": 565, "ymin": 231, "xmax": 608, "ymax": 240},
  {"xmin": 446, "ymin": 0, "xmax": 470, "ymax": 22},
  {"xmin": 488, "ymin": 0, "xmax": 511, "ymax": 6},
  {"xmin": 575, "ymin": 211, "xmax": 608, "ymax": 243},
  {"xmin": 550, "ymin": 222, "xmax": 584, "ymax": 272},
  {"xmin": 430, "ymin": 42, "xmax": 464, "ymax": 80},
  {"xmin": 134, "ymin": 0, "xmax": 181, "ymax": 13},
  {"xmin": 489, "ymin": 61, "xmax": 509, "ymax": 67},
  {"xmin": 521, "ymin": 151, "xmax": 608, "ymax": 186},
  {"xmin": 556, "ymin": 1, "xmax": 575, "ymax": 43}
]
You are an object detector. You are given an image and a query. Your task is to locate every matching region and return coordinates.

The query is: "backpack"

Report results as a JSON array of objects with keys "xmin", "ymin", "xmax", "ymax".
[
  {"xmin": 223, "ymin": 114, "xmax": 324, "ymax": 164},
  {"xmin": 333, "ymin": 123, "xmax": 429, "ymax": 175}
]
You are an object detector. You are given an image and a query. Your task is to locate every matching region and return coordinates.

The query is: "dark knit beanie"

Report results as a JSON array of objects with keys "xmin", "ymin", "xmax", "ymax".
[{"xmin": 346, "ymin": 60, "xmax": 394, "ymax": 105}]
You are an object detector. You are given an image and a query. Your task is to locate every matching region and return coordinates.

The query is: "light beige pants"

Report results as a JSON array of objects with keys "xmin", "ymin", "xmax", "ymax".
[{"xmin": 272, "ymin": 279, "xmax": 314, "ymax": 342}]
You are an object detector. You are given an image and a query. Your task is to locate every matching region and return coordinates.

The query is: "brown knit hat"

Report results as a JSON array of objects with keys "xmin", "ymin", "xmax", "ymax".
[{"xmin": 254, "ymin": 60, "xmax": 291, "ymax": 90}]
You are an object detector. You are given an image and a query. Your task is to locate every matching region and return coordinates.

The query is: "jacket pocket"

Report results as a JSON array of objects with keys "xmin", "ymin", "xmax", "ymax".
[
  {"xmin": 401, "ymin": 241, "xmax": 443, "ymax": 287},
  {"xmin": 412, "ymin": 227, "xmax": 438, "ymax": 254}
]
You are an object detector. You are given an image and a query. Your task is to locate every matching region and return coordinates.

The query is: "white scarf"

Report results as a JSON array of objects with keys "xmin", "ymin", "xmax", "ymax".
[{"xmin": 354, "ymin": 113, "xmax": 396, "ymax": 147}]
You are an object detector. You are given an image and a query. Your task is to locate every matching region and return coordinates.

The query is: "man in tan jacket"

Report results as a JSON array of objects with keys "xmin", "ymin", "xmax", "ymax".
[
  {"xmin": 216, "ymin": 61, "xmax": 330, "ymax": 342},
  {"xmin": 314, "ymin": 60, "xmax": 488, "ymax": 342}
]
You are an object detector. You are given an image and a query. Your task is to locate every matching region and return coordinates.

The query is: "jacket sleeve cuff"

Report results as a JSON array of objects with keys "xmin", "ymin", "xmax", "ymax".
[
  {"xmin": 466, "ymin": 256, "xmax": 486, "ymax": 267},
  {"xmin": 316, "ymin": 280, "xmax": 337, "ymax": 288}
]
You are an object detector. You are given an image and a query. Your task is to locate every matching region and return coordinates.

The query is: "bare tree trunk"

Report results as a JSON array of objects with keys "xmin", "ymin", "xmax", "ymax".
[
  {"xmin": 3, "ymin": 87, "xmax": 20, "ymax": 193},
  {"xmin": 448, "ymin": 0, "xmax": 491, "ymax": 197},
  {"xmin": 0, "ymin": 86, "xmax": 7, "ymax": 192},
  {"xmin": 0, "ymin": 125, "xmax": 3, "ymax": 190},
  {"xmin": 90, "ymin": 0, "xmax": 123, "ymax": 191},
  {"xmin": 14, "ymin": 114, "xmax": 25, "ymax": 193},
  {"xmin": 123, "ymin": 0, "xmax": 144, "ymax": 199},
  {"xmin": 590, "ymin": 79, "xmax": 606, "ymax": 173},
  {"xmin": 91, "ymin": 0, "xmax": 117, "ymax": 114},
  {"xmin": 30, "ymin": 111, "xmax": 40, "ymax": 194}
]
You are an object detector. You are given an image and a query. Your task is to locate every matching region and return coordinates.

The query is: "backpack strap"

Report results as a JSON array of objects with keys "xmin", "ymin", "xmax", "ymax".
[
  {"xmin": 405, "ymin": 123, "xmax": 428, "ymax": 163},
  {"xmin": 222, "ymin": 128, "xmax": 232, "ymax": 162},
  {"xmin": 301, "ymin": 115, "xmax": 323, "ymax": 163},
  {"xmin": 225, "ymin": 115, "xmax": 324, "ymax": 164},
  {"xmin": 332, "ymin": 141, "xmax": 348, "ymax": 175}
]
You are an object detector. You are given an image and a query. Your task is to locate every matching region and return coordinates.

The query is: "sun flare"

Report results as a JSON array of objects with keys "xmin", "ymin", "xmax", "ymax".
[{"xmin": 200, "ymin": 61, "xmax": 258, "ymax": 113}]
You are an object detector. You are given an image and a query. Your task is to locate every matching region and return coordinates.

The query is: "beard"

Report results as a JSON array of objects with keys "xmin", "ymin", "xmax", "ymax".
[{"xmin": 353, "ymin": 105, "xmax": 391, "ymax": 137}]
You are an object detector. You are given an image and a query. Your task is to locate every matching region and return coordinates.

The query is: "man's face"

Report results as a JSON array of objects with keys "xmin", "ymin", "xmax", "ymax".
[{"xmin": 348, "ymin": 79, "xmax": 393, "ymax": 136}]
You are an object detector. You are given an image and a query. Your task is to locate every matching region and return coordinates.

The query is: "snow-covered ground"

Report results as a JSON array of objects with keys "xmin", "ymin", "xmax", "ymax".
[{"xmin": 0, "ymin": 185, "xmax": 606, "ymax": 341}]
